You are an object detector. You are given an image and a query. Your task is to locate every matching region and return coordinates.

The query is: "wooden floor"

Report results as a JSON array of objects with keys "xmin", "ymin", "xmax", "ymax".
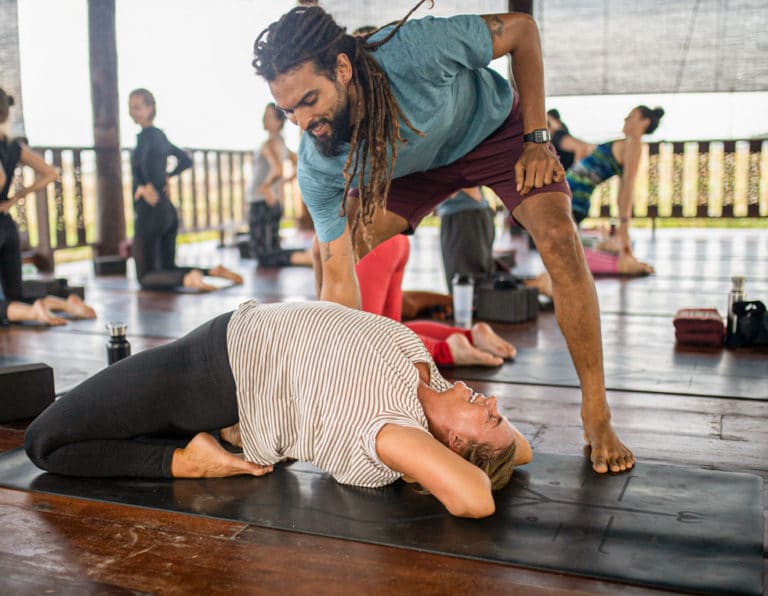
[{"xmin": 0, "ymin": 226, "xmax": 766, "ymax": 595}]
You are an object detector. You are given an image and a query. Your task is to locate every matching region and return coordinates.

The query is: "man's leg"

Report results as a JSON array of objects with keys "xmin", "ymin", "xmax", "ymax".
[{"xmin": 512, "ymin": 191, "xmax": 634, "ymax": 474}]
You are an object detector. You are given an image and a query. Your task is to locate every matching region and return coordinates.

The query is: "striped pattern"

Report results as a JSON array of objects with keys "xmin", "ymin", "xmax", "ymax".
[
  {"xmin": 226, "ymin": 301, "xmax": 451, "ymax": 487},
  {"xmin": 567, "ymin": 141, "xmax": 623, "ymax": 221}
]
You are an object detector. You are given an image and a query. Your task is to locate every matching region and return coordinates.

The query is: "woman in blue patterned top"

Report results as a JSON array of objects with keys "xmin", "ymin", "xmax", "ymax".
[{"xmin": 567, "ymin": 105, "xmax": 664, "ymax": 275}]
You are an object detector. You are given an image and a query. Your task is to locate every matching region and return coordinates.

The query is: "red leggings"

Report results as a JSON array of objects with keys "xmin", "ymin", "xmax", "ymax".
[{"xmin": 355, "ymin": 235, "xmax": 472, "ymax": 366}]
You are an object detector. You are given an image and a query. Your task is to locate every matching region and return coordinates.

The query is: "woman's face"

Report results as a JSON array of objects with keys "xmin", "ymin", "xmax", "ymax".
[
  {"xmin": 129, "ymin": 95, "xmax": 154, "ymax": 127},
  {"xmin": 262, "ymin": 106, "xmax": 284, "ymax": 134},
  {"xmin": 444, "ymin": 381, "xmax": 518, "ymax": 453},
  {"xmin": 622, "ymin": 108, "xmax": 650, "ymax": 137}
]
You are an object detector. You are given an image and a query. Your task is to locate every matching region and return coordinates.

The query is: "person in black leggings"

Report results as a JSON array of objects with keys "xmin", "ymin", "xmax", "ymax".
[
  {"xmin": 25, "ymin": 311, "xmax": 238, "ymax": 477},
  {"xmin": 0, "ymin": 87, "xmax": 96, "ymax": 325},
  {"xmin": 128, "ymin": 88, "xmax": 242, "ymax": 291}
]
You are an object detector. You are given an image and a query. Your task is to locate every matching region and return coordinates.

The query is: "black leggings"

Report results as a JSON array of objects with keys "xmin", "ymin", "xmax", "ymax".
[
  {"xmin": 24, "ymin": 312, "xmax": 238, "ymax": 478},
  {"xmin": 0, "ymin": 213, "xmax": 22, "ymax": 323},
  {"xmin": 248, "ymin": 201, "xmax": 301, "ymax": 267},
  {"xmin": 133, "ymin": 199, "xmax": 208, "ymax": 290}
]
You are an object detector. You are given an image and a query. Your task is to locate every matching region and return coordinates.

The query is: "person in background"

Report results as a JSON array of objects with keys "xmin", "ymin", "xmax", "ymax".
[
  {"xmin": 357, "ymin": 234, "xmax": 516, "ymax": 367},
  {"xmin": 129, "ymin": 88, "xmax": 242, "ymax": 291},
  {"xmin": 546, "ymin": 109, "xmax": 594, "ymax": 171},
  {"xmin": 247, "ymin": 103, "xmax": 312, "ymax": 267},
  {"xmin": 0, "ymin": 87, "xmax": 96, "ymax": 326}
]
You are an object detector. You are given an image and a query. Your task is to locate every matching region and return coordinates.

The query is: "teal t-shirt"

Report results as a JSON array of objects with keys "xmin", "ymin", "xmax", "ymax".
[{"xmin": 297, "ymin": 14, "xmax": 513, "ymax": 242}]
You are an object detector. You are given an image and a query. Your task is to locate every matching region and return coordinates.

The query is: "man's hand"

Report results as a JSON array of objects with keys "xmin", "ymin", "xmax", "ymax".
[{"xmin": 515, "ymin": 143, "xmax": 565, "ymax": 195}]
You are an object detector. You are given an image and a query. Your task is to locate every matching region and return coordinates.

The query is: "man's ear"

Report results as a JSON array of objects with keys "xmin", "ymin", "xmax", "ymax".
[
  {"xmin": 335, "ymin": 52, "xmax": 353, "ymax": 85},
  {"xmin": 448, "ymin": 430, "xmax": 465, "ymax": 455}
]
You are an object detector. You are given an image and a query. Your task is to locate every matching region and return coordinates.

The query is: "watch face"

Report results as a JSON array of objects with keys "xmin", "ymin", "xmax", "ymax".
[{"xmin": 525, "ymin": 129, "xmax": 550, "ymax": 143}]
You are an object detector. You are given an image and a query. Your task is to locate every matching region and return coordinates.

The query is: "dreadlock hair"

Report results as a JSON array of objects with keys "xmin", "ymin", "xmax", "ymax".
[{"xmin": 252, "ymin": 1, "xmax": 433, "ymax": 248}]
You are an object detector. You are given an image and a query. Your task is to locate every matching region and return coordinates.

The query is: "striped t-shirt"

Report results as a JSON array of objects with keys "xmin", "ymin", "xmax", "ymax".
[{"xmin": 226, "ymin": 301, "xmax": 451, "ymax": 487}]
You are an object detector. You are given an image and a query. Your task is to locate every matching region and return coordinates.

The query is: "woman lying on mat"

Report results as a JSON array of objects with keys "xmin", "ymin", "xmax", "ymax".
[{"xmin": 24, "ymin": 301, "xmax": 532, "ymax": 518}]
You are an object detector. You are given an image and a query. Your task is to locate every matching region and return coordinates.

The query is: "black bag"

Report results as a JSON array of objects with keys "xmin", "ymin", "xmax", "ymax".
[{"xmin": 729, "ymin": 300, "xmax": 768, "ymax": 347}]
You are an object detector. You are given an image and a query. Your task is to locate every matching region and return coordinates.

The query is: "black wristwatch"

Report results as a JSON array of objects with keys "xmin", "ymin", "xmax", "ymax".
[{"xmin": 523, "ymin": 128, "xmax": 551, "ymax": 144}]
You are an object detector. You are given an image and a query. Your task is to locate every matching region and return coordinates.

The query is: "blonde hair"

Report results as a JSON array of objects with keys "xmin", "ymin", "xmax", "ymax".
[{"xmin": 460, "ymin": 440, "xmax": 518, "ymax": 490}]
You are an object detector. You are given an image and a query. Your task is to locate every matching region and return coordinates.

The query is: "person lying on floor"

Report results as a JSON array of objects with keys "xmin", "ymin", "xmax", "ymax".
[
  {"xmin": 24, "ymin": 300, "xmax": 533, "ymax": 518},
  {"xmin": 356, "ymin": 234, "xmax": 516, "ymax": 367}
]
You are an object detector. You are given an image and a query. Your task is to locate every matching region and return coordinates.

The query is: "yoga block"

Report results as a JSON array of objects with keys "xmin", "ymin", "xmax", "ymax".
[
  {"xmin": 0, "ymin": 363, "xmax": 55, "ymax": 422},
  {"xmin": 21, "ymin": 278, "xmax": 85, "ymax": 300},
  {"xmin": 477, "ymin": 285, "xmax": 539, "ymax": 323},
  {"xmin": 93, "ymin": 255, "xmax": 127, "ymax": 276}
]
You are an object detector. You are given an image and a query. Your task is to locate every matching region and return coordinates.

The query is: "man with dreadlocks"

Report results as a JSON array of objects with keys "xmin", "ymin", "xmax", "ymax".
[{"xmin": 252, "ymin": 2, "xmax": 634, "ymax": 476}]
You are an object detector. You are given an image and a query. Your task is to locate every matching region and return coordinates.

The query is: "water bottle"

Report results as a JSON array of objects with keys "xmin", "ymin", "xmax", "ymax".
[
  {"xmin": 726, "ymin": 276, "xmax": 745, "ymax": 348},
  {"xmin": 452, "ymin": 274, "xmax": 474, "ymax": 329},
  {"xmin": 106, "ymin": 322, "xmax": 131, "ymax": 365}
]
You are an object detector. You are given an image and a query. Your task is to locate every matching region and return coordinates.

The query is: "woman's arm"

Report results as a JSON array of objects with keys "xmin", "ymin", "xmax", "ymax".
[
  {"xmin": 0, "ymin": 161, "xmax": 6, "ymax": 189},
  {"xmin": 259, "ymin": 139, "xmax": 284, "ymax": 206},
  {"xmin": 557, "ymin": 134, "xmax": 596, "ymax": 164},
  {"xmin": 1, "ymin": 146, "xmax": 57, "ymax": 213},
  {"xmin": 615, "ymin": 138, "xmax": 643, "ymax": 252},
  {"xmin": 376, "ymin": 424, "xmax": 495, "ymax": 518},
  {"xmin": 167, "ymin": 142, "xmax": 192, "ymax": 177}
]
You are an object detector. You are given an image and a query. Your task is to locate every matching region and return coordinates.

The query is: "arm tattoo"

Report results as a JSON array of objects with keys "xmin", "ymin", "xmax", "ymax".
[
  {"xmin": 482, "ymin": 15, "xmax": 504, "ymax": 39},
  {"xmin": 320, "ymin": 242, "xmax": 333, "ymax": 263}
]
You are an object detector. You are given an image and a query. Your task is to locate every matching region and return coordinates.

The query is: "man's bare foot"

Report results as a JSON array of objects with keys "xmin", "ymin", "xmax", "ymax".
[
  {"xmin": 220, "ymin": 423, "xmax": 243, "ymax": 448},
  {"xmin": 582, "ymin": 422, "xmax": 635, "ymax": 473},
  {"xmin": 32, "ymin": 299, "xmax": 67, "ymax": 326},
  {"xmin": 64, "ymin": 294, "xmax": 97, "ymax": 319},
  {"xmin": 171, "ymin": 432, "xmax": 273, "ymax": 478},
  {"xmin": 209, "ymin": 265, "xmax": 244, "ymax": 284},
  {"xmin": 525, "ymin": 272, "xmax": 553, "ymax": 299},
  {"xmin": 446, "ymin": 333, "xmax": 503, "ymax": 367},
  {"xmin": 183, "ymin": 270, "xmax": 217, "ymax": 291},
  {"xmin": 617, "ymin": 252, "xmax": 654, "ymax": 276},
  {"xmin": 471, "ymin": 322, "xmax": 516, "ymax": 359}
]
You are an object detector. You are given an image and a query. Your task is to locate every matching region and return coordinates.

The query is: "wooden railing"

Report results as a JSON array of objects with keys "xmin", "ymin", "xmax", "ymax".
[
  {"xmin": 589, "ymin": 138, "xmax": 768, "ymax": 221},
  {"xmin": 10, "ymin": 146, "xmax": 252, "ymax": 271},
  {"xmin": 8, "ymin": 138, "xmax": 767, "ymax": 272}
]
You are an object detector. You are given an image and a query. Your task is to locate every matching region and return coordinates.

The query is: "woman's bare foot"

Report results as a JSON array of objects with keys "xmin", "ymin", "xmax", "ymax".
[
  {"xmin": 617, "ymin": 252, "xmax": 654, "ymax": 276},
  {"xmin": 31, "ymin": 299, "xmax": 67, "ymax": 326},
  {"xmin": 471, "ymin": 322, "xmax": 516, "ymax": 359},
  {"xmin": 596, "ymin": 234, "xmax": 622, "ymax": 255},
  {"xmin": 209, "ymin": 265, "xmax": 244, "ymax": 285},
  {"xmin": 525, "ymin": 272, "xmax": 553, "ymax": 299},
  {"xmin": 64, "ymin": 294, "xmax": 97, "ymax": 319},
  {"xmin": 183, "ymin": 270, "xmax": 217, "ymax": 291},
  {"xmin": 220, "ymin": 423, "xmax": 243, "ymax": 448},
  {"xmin": 446, "ymin": 333, "xmax": 503, "ymax": 367},
  {"xmin": 171, "ymin": 432, "xmax": 273, "ymax": 478}
]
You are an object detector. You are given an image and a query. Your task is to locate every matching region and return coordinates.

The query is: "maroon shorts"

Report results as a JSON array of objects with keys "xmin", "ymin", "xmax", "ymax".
[{"xmin": 385, "ymin": 98, "xmax": 571, "ymax": 232}]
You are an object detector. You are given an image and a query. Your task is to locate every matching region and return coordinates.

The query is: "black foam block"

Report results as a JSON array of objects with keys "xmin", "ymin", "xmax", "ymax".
[
  {"xmin": 0, "ymin": 450, "xmax": 762, "ymax": 595},
  {"xmin": 93, "ymin": 256, "xmax": 127, "ymax": 276},
  {"xmin": 22, "ymin": 278, "xmax": 85, "ymax": 300},
  {"xmin": 477, "ymin": 285, "xmax": 538, "ymax": 323},
  {"xmin": 0, "ymin": 363, "xmax": 55, "ymax": 422}
]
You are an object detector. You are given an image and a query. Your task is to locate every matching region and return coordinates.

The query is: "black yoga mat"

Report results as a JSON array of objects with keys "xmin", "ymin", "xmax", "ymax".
[
  {"xmin": 0, "ymin": 449, "xmax": 762, "ymax": 595},
  {"xmin": 450, "ymin": 347, "xmax": 768, "ymax": 400}
]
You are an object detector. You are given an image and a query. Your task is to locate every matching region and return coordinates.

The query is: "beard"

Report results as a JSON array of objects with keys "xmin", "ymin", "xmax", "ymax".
[{"xmin": 310, "ymin": 94, "xmax": 353, "ymax": 158}]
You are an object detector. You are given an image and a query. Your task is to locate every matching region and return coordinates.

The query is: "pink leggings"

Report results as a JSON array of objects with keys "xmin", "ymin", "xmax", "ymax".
[{"xmin": 356, "ymin": 235, "xmax": 472, "ymax": 366}]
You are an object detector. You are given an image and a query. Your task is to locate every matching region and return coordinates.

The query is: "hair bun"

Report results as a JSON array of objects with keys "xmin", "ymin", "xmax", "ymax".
[{"xmin": 653, "ymin": 107, "xmax": 664, "ymax": 118}]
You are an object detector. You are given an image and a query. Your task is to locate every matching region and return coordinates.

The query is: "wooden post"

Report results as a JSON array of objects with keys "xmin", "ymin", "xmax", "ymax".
[
  {"xmin": 508, "ymin": 0, "xmax": 533, "ymax": 14},
  {"xmin": 88, "ymin": 0, "xmax": 127, "ymax": 274}
]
